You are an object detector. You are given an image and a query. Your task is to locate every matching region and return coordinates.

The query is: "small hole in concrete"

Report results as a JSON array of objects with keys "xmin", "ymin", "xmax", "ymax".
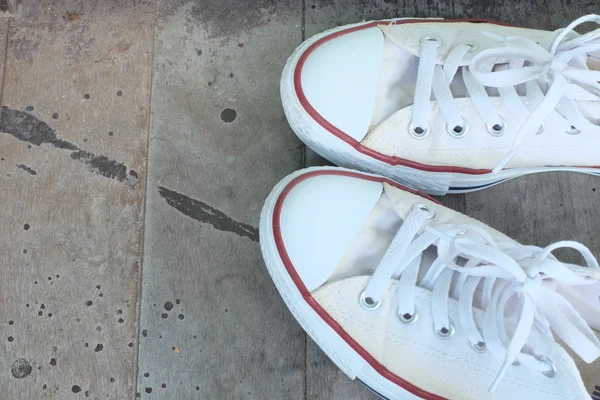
[
  {"xmin": 117, "ymin": 90, "xmax": 123, "ymax": 96},
  {"xmin": 220, "ymin": 108, "xmax": 237, "ymax": 123},
  {"xmin": 84, "ymin": 94, "xmax": 90, "ymax": 100},
  {"xmin": 52, "ymin": 113, "xmax": 59, "ymax": 119}
]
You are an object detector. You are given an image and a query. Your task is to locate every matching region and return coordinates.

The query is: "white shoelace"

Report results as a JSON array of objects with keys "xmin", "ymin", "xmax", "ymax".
[
  {"xmin": 410, "ymin": 14, "xmax": 600, "ymax": 173},
  {"xmin": 363, "ymin": 205, "xmax": 600, "ymax": 392}
]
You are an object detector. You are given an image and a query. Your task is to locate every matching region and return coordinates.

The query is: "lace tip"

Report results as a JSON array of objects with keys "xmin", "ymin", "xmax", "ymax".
[
  {"xmin": 488, "ymin": 380, "xmax": 500, "ymax": 393},
  {"xmin": 492, "ymin": 150, "xmax": 517, "ymax": 174},
  {"xmin": 482, "ymin": 31, "xmax": 505, "ymax": 41},
  {"xmin": 488, "ymin": 362, "xmax": 510, "ymax": 393}
]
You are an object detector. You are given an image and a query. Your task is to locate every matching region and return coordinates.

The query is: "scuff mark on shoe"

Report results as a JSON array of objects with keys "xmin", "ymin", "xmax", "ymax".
[
  {"xmin": 16, "ymin": 164, "xmax": 37, "ymax": 175},
  {"xmin": 158, "ymin": 186, "xmax": 258, "ymax": 242},
  {"xmin": 0, "ymin": 107, "xmax": 136, "ymax": 183}
]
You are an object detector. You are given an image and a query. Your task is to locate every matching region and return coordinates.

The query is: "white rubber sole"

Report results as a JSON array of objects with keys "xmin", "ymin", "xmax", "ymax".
[
  {"xmin": 280, "ymin": 19, "xmax": 600, "ymax": 195},
  {"xmin": 259, "ymin": 167, "xmax": 425, "ymax": 400}
]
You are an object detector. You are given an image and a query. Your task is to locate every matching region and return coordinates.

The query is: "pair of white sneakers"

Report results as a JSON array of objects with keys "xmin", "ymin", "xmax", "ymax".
[{"xmin": 260, "ymin": 15, "xmax": 600, "ymax": 399}]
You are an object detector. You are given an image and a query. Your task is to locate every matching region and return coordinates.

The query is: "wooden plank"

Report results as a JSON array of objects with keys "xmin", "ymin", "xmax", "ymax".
[
  {"xmin": 136, "ymin": 1, "xmax": 305, "ymax": 398},
  {"xmin": 0, "ymin": 8, "xmax": 153, "ymax": 400},
  {"xmin": 454, "ymin": 0, "xmax": 599, "ymax": 29}
]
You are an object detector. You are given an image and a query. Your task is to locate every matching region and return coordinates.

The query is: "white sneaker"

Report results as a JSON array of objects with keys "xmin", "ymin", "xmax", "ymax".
[
  {"xmin": 260, "ymin": 167, "xmax": 600, "ymax": 399},
  {"xmin": 281, "ymin": 16, "xmax": 600, "ymax": 195}
]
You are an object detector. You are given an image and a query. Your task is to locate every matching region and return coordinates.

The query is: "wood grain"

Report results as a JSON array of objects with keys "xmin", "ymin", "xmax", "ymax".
[
  {"xmin": 136, "ymin": 1, "xmax": 305, "ymax": 398},
  {"xmin": 0, "ymin": 7, "xmax": 153, "ymax": 400}
]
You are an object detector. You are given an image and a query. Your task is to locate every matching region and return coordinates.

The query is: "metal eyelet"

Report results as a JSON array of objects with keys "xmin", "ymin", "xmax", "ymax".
[
  {"xmin": 566, "ymin": 125, "xmax": 581, "ymax": 135},
  {"xmin": 536, "ymin": 122, "xmax": 545, "ymax": 135},
  {"xmin": 462, "ymin": 42, "xmax": 479, "ymax": 52},
  {"xmin": 414, "ymin": 204, "xmax": 435, "ymax": 219},
  {"xmin": 536, "ymin": 355, "xmax": 557, "ymax": 378},
  {"xmin": 446, "ymin": 120, "xmax": 469, "ymax": 138},
  {"xmin": 487, "ymin": 119, "xmax": 507, "ymax": 137},
  {"xmin": 359, "ymin": 291, "xmax": 381, "ymax": 311},
  {"xmin": 409, "ymin": 123, "xmax": 430, "ymax": 139},
  {"xmin": 420, "ymin": 35, "xmax": 442, "ymax": 48},
  {"xmin": 398, "ymin": 306, "xmax": 419, "ymax": 325},
  {"xmin": 470, "ymin": 340, "xmax": 487, "ymax": 353},
  {"xmin": 434, "ymin": 321, "xmax": 455, "ymax": 340}
]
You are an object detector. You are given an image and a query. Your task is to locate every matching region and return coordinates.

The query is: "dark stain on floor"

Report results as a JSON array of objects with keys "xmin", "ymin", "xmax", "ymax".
[
  {"xmin": 186, "ymin": 0, "xmax": 285, "ymax": 39},
  {"xmin": 70, "ymin": 150, "xmax": 128, "ymax": 181},
  {"xmin": 0, "ymin": 107, "xmax": 136, "ymax": 183},
  {"xmin": 16, "ymin": 164, "xmax": 37, "ymax": 175},
  {"xmin": 1, "ymin": 107, "xmax": 77, "ymax": 149},
  {"xmin": 158, "ymin": 186, "xmax": 259, "ymax": 242},
  {"xmin": 11, "ymin": 358, "xmax": 32, "ymax": 379}
]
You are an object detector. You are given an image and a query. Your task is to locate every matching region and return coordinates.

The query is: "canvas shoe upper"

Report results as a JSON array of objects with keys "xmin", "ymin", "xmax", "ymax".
[
  {"xmin": 260, "ymin": 167, "xmax": 600, "ymax": 399},
  {"xmin": 281, "ymin": 15, "xmax": 600, "ymax": 194}
]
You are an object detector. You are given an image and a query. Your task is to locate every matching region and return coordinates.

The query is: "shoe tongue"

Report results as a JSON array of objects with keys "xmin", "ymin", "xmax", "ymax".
[{"xmin": 377, "ymin": 22, "xmax": 549, "ymax": 66}]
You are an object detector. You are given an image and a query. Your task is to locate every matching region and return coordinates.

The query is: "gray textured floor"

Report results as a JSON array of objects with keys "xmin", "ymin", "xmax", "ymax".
[{"xmin": 0, "ymin": 1, "xmax": 599, "ymax": 399}]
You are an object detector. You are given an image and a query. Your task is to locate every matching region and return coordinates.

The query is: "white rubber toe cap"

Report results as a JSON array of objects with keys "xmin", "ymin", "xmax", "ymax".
[
  {"xmin": 279, "ymin": 173, "xmax": 383, "ymax": 291},
  {"xmin": 300, "ymin": 26, "xmax": 384, "ymax": 142}
]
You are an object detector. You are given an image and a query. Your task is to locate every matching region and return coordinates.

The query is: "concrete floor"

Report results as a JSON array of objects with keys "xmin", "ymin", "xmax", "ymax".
[{"xmin": 0, "ymin": 0, "xmax": 599, "ymax": 399}]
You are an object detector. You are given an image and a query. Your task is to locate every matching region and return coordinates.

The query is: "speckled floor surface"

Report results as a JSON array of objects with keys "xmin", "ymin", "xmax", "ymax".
[{"xmin": 0, "ymin": 1, "xmax": 598, "ymax": 399}]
